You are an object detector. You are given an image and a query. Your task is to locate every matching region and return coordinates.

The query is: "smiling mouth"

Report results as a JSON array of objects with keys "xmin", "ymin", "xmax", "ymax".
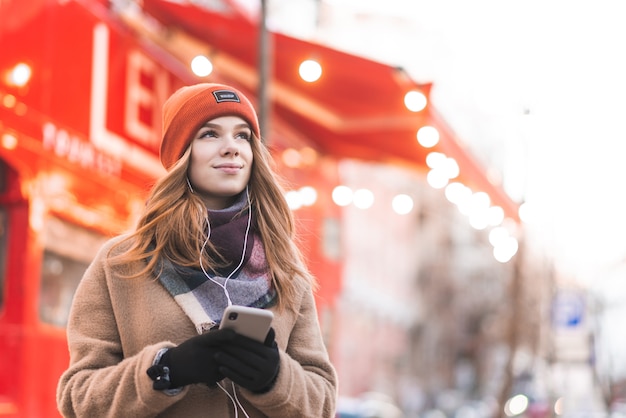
[
  {"xmin": 214, "ymin": 164, "xmax": 243, "ymax": 174},
  {"xmin": 215, "ymin": 164, "xmax": 242, "ymax": 169}
]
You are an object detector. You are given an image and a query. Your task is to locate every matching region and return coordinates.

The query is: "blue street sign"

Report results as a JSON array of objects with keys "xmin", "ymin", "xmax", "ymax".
[{"xmin": 552, "ymin": 292, "xmax": 585, "ymax": 329}]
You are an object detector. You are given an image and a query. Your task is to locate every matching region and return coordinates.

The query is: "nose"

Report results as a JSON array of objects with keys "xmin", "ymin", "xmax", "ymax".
[{"xmin": 221, "ymin": 136, "xmax": 240, "ymax": 156}]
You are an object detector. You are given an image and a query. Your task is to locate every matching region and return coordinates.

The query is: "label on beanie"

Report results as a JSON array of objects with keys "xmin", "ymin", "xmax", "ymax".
[{"xmin": 213, "ymin": 90, "xmax": 241, "ymax": 103}]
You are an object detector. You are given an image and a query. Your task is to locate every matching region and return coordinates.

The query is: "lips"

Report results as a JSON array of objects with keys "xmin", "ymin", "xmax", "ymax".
[{"xmin": 214, "ymin": 163, "xmax": 243, "ymax": 174}]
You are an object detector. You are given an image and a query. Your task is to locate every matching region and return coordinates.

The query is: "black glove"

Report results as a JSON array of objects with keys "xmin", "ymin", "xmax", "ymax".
[
  {"xmin": 153, "ymin": 328, "xmax": 236, "ymax": 389},
  {"xmin": 214, "ymin": 327, "xmax": 280, "ymax": 393}
]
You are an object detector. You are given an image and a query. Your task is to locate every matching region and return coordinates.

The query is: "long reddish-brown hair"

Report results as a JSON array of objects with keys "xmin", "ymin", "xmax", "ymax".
[{"xmin": 108, "ymin": 134, "xmax": 315, "ymax": 312}]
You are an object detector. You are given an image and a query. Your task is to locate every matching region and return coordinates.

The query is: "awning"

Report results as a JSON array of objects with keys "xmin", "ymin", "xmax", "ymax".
[{"xmin": 140, "ymin": 0, "xmax": 520, "ymax": 222}]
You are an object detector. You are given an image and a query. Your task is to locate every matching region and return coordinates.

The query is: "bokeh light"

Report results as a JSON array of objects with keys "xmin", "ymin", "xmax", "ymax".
[
  {"xmin": 190, "ymin": 55, "xmax": 213, "ymax": 77},
  {"xmin": 404, "ymin": 90, "xmax": 427, "ymax": 112},
  {"xmin": 299, "ymin": 59, "xmax": 322, "ymax": 82},
  {"xmin": 392, "ymin": 194, "xmax": 414, "ymax": 214}
]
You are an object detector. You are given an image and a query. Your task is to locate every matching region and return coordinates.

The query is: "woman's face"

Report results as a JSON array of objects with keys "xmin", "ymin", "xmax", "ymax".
[{"xmin": 188, "ymin": 115, "xmax": 254, "ymax": 209}]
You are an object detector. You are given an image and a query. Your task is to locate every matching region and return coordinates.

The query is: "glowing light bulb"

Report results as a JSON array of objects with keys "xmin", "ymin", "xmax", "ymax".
[
  {"xmin": 353, "ymin": 188, "xmax": 374, "ymax": 209},
  {"xmin": 191, "ymin": 55, "xmax": 213, "ymax": 77},
  {"xmin": 392, "ymin": 194, "xmax": 413, "ymax": 214},
  {"xmin": 417, "ymin": 126, "xmax": 439, "ymax": 148},
  {"xmin": 9, "ymin": 63, "xmax": 32, "ymax": 87},
  {"xmin": 404, "ymin": 90, "xmax": 427, "ymax": 112},
  {"xmin": 299, "ymin": 60, "xmax": 322, "ymax": 82},
  {"xmin": 332, "ymin": 185, "xmax": 353, "ymax": 206}
]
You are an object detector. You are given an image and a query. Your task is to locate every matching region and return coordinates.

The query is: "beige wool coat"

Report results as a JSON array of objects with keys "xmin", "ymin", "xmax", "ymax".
[{"xmin": 57, "ymin": 236, "xmax": 338, "ymax": 417}]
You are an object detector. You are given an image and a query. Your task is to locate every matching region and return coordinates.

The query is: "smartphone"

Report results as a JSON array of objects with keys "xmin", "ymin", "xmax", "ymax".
[{"xmin": 219, "ymin": 305, "xmax": 274, "ymax": 343}]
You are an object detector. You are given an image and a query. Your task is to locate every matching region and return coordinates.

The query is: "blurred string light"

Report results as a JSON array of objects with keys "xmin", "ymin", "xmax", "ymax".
[
  {"xmin": 392, "ymin": 194, "xmax": 413, "ymax": 215},
  {"xmin": 490, "ymin": 225, "xmax": 519, "ymax": 263},
  {"xmin": 280, "ymin": 57, "xmax": 517, "ymax": 260},
  {"xmin": 446, "ymin": 182, "xmax": 518, "ymax": 262},
  {"xmin": 299, "ymin": 59, "xmax": 322, "ymax": 82},
  {"xmin": 287, "ymin": 178, "xmax": 517, "ymax": 262},
  {"xmin": 6, "ymin": 62, "xmax": 32, "ymax": 87},
  {"xmin": 332, "ymin": 185, "xmax": 353, "ymax": 207},
  {"xmin": 1, "ymin": 133, "xmax": 18, "ymax": 150},
  {"xmin": 299, "ymin": 147, "xmax": 318, "ymax": 165},
  {"xmin": 285, "ymin": 190, "xmax": 302, "ymax": 210},
  {"xmin": 404, "ymin": 90, "xmax": 427, "ymax": 112},
  {"xmin": 426, "ymin": 169, "xmax": 449, "ymax": 189},
  {"xmin": 190, "ymin": 55, "xmax": 213, "ymax": 77},
  {"xmin": 353, "ymin": 188, "xmax": 374, "ymax": 209},
  {"xmin": 281, "ymin": 147, "xmax": 319, "ymax": 168},
  {"xmin": 289, "ymin": 180, "xmax": 517, "ymax": 261},
  {"xmin": 286, "ymin": 186, "xmax": 318, "ymax": 210},
  {"xmin": 416, "ymin": 122, "xmax": 519, "ymax": 262},
  {"xmin": 488, "ymin": 206, "xmax": 505, "ymax": 226},
  {"xmin": 426, "ymin": 151, "xmax": 459, "ymax": 189},
  {"xmin": 417, "ymin": 126, "xmax": 439, "ymax": 148},
  {"xmin": 299, "ymin": 186, "xmax": 317, "ymax": 206},
  {"xmin": 282, "ymin": 148, "xmax": 303, "ymax": 168},
  {"xmin": 504, "ymin": 394, "xmax": 528, "ymax": 416},
  {"xmin": 518, "ymin": 201, "xmax": 533, "ymax": 224},
  {"xmin": 329, "ymin": 185, "xmax": 414, "ymax": 214}
]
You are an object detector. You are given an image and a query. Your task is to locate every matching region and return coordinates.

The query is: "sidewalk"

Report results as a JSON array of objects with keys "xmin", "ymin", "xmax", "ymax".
[{"xmin": 550, "ymin": 362, "xmax": 607, "ymax": 417}]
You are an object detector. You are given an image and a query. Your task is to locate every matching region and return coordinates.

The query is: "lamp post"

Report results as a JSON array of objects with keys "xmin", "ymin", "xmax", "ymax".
[{"xmin": 257, "ymin": 0, "xmax": 272, "ymax": 144}]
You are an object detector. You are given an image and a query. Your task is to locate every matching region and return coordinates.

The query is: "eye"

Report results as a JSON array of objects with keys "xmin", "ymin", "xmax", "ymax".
[
  {"xmin": 197, "ymin": 129, "xmax": 218, "ymax": 139},
  {"xmin": 236, "ymin": 130, "xmax": 252, "ymax": 141}
]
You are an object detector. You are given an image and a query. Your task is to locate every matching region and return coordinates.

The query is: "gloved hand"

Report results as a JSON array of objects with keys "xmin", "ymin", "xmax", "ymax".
[
  {"xmin": 214, "ymin": 327, "xmax": 280, "ymax": 393},
  {"xmin": 157, "ymin": 328, "xmax": 236, "ymax": 388}
]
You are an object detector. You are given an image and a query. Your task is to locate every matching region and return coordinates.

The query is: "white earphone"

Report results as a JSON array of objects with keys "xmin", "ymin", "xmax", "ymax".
[{"xmin": 198, "ymin": 185, "xmax": 252, "ymax": 307}]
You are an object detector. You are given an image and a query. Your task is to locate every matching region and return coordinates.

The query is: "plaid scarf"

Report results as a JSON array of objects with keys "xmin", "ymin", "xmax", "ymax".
[{"xmin": 155, "ymin": 193, "xmax": 276, "ymax": 334}]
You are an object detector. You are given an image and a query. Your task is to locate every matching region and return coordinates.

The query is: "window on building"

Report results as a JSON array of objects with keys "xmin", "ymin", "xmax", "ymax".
[{"xmin": 39, "ymin": 217, "xmax": 107, "ymax": 327}]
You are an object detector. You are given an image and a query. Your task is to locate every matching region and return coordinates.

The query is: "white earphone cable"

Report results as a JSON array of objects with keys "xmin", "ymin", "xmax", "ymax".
[
  {"xmin": 199, "ymin": 186, "xmax": 252, "ymax": 307},
  {"xmin": 216, "ymin": 381, "xmax": 251, "ymax": 418},
  {"xmin": 198, "ymin": 186, "xmax": 253, "ymax": 417}
]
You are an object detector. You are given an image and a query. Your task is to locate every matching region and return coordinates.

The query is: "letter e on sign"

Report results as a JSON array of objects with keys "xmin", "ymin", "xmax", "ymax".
[{"xmin": 125, "ymin": 50, "xmax": 169, "ymax": 151}]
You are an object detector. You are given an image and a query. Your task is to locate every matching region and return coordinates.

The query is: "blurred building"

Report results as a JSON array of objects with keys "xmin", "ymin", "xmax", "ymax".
[
  {"xmin": 328, "ymin": 159, "xmax": 539, "ymax": 414},
  {"xmin": 262, "ymin": 1, "xmax": 605, "ymax": 415}
]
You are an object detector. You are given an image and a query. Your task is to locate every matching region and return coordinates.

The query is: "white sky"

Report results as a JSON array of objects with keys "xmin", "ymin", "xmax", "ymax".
[{"xmin": 257, "ymin": 0, "xmax": 626, "ymax": 289}]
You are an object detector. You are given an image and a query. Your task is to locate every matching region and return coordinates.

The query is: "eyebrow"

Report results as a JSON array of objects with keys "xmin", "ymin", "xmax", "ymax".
[{"xmin": 202, "ymin": 121, "xmax": 251, "ymax": 130}]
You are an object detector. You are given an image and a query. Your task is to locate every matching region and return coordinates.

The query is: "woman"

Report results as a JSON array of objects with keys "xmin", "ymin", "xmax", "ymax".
[{"xmin": 56, "ymin": 83, "xmax": 338, "ymax": 417}]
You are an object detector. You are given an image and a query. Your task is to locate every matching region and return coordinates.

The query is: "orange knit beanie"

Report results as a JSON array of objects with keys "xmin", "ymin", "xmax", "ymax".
[{"xmin": 160, "ymin": 83, "xmax": 260, "ymax": 170}]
